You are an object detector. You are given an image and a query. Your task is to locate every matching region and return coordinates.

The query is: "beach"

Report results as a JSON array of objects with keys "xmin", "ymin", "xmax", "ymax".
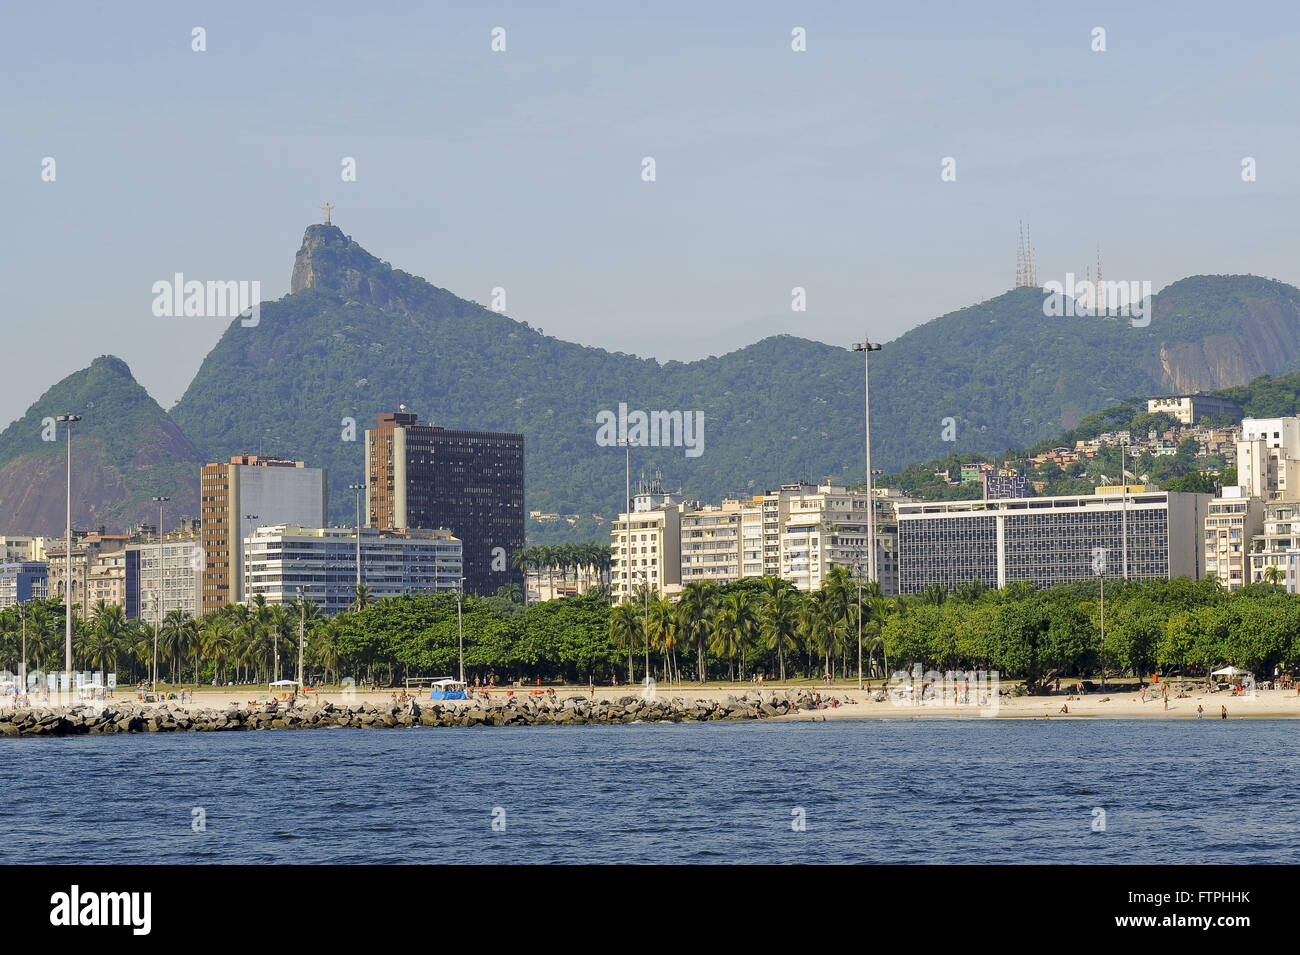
[{"xmin": 82, "ymin": 680, "xmax": 1300, "ymax": 721}]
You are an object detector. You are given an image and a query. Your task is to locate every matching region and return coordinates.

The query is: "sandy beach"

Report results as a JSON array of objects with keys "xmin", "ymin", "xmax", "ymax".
[{"xmin": 91, "ymin": 681, "xmax": 1300, "ymax": 721}]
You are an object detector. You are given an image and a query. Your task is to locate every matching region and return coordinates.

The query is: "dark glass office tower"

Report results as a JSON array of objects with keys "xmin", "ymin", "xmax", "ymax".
[{"xmin": 366, "ymin": 411, "xmax": 524, "ymax": 596}]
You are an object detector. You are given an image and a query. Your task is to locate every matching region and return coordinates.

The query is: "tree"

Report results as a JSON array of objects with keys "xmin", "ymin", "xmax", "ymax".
[
  {"xmin": 759, "ymin": 578, "xmax": 799, "ymax": 681},
  {"xmin": 609, "ymin": 603, "xmax": 640, "ymax": 683},
  {"xmin": 676, "ymin": 582, "xmax": 717, "ymax": 682}
]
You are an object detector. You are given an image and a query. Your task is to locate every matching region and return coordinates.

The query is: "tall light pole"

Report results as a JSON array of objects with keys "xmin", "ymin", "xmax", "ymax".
[
  {"xmin": 349, "ymin": 483, "xmax": 365, "ymax": 594},
  {"xmin": 1119, "ymin": 436, "xmax": 1129, "ymax": 580},
  {"xmin": 624, "ymin": 439, "xmax": 631, "ymax": 606},
  {"xmin": 243, "ymin": 514, "xmax": 258, "ymax": 608},
  {"xmin": 637, "ymin": 569, "xmax": 650, "ymax": 682},
  {"xmin": 151, "ymin": 496, "xmax": 169, "ymax": 690},
  {"xmin": 56, "ymin": 413, "xmax": 81, "ymax": 690},
  {"xmin": 296, "ymin": 586, "xmax": 305, "ymax": 688},
  {"xmin": 455, "ymin": 576, "xmax": 466, "ymax": 683},
  {"xmin": 19, "ymin": 602, "xmax": 27, "ymax": 697},
  {"xmin": 853, "ymin": 562, "xmax": 864, "ymax": 690},
  {"xmin": 852, "ymin": 340, "xmax": 882, "ymax": 586}
]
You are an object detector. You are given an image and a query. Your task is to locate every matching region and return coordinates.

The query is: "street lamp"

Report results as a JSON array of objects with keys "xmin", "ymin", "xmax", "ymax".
[
  {"xmin": 151, "ymin": 496, "xmax": 169, "ymax": 691},
  {"xmin": 296, "ymin": 586, "xmax": 306, "ymax": 688},
  {"xmin": 851, "ymin": 340, "xmax": 882, "ymax": 586},
  {"xmin": 349, "ymin": 483, "xmax": 365, "ymax": 593},
  {"xmin": 56, "ymin": 412, "xmax": 81, "ymax": 690},
  {"xmin": 636, "ymin": 569, "xmax": 650, "ymax": 683},
  {"xmin": 852, "ymin": 562, "xmax": 865, "ymax": 690},
  {"xmin": 18, "ymin": 602, "xmax": 26, "ymax": 698},
  {"xmin": 455, "ymin": 576, "xmax": 466, "ymax": 683},
  {"xmin": 243, "ymin": 514, "xmax": 258, "ymax": 609},
  {"xmin": 1094, "ymin": 548, "xmax": 1107, "ymax": 693}
]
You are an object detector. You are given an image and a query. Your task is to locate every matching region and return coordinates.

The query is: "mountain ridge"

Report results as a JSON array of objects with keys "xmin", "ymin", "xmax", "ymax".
[{"xmin": 8, "ymin": 225, "xmax": 1300, "ymax": 543}]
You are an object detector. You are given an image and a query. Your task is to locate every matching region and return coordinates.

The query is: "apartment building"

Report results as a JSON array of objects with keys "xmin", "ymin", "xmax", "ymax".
[
  {"xmin": 1204, "ymin": 488, "xmax": 1265, "ymax": 591},
  {"xmin": 610, "ymin": 478, "xmax": 685, "ymax": 601},
  {"xmin": 365, "ymin": 410, "xmax": 523, "ymax": 596},
  {"xmin": 896, "ymin": 489, "xmax": 1210, "ymax": 593},
  {"xmin": 244, "ymin": 524, "xmax": 462, "ymax": 615},
  {"xmin": 200, "ymin": 455, "xmax": 327, "ymax": 612}
]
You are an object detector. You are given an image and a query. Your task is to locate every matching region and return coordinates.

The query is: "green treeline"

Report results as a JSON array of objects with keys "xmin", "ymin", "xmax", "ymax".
[{"xmin": 3, "ymin": 572, "xmax": 1297, "ymax": 688}]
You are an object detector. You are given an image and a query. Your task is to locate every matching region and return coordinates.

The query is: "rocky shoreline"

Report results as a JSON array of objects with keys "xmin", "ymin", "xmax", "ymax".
[{"xmin": 0, "ymin": 690, "xmax": 818, "ymax": 737}]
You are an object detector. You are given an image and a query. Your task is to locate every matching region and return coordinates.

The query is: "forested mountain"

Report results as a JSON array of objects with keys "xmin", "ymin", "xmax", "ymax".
[
  {"xmin": 9, "ymin": 224, "xmax": 1300, "ymax": 543},
  {"xmin": 0, "ymin": 357, "xmax": 201, "ymax": 534}
]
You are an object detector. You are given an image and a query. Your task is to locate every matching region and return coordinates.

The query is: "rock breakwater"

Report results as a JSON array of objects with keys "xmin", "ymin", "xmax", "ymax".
[{"xmin": 0, "ymin": 690, "xmax": 820, "ymax": 737}]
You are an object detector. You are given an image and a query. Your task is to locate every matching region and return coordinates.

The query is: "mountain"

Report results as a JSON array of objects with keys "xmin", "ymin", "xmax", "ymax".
[
  {"xmin": 164, "ymin": 225, "xmax": 1300, "ymax": 542},
  {"xmin": 0, "ymin": 356, "xmax": 202, "ymax": 535}
]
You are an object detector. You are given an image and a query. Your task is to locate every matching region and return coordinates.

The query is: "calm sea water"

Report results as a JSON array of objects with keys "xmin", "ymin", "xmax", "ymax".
[{"xmin": 1, "ymin": 720, "xmax": 1296, "ymax": 864}]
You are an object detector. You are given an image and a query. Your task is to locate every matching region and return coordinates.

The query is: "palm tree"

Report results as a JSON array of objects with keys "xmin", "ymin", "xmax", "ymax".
[
  {"xmin": 760, "ymin": 577, "xmax": 800, "ymax": 681},
  {"xmin": 351, "ymin": 584, "xmax": 373, "ymax": 612},
  {"xmin": 1263, "ymin": 565, "xmax": 1283, "ymax": 588},
  {"xmin": 309, "ymin": 618, "xmax": 342, "ymax": 685},
  {"xmin": 201, "ymin": 616, "xmax": 234, "ymax": 685},
  {"xmin": 84, "ymin": 601, "xmax": 127, "ymax": 680},
  {"xmin": 676, "ymin": 581, "xmax": 717, "ymax": 682},
  {"xmin": 609, "ymin": 603, "xmax": 641, "ymax": 683},
  {"xmin": 711, "ymin": 589, "xmax": 757, "ymax": 681},
  {"xmin": 648, "ymin": 596, "xmax": 681, "ymax": 683}
]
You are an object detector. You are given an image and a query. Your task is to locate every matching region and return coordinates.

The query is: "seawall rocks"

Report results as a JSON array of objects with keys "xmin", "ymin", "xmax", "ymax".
[{"xmin": 0, "ymin": 690, "xmax": 815, "ymax": 737}]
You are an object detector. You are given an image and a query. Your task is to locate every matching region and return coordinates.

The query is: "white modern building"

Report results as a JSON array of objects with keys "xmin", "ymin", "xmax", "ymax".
[
  {"xmin": 610, "ymin": 477, "xmax": 685, "ymax": 601},
  {"xmin": 897, "ymin": 489, "xmax": 1211, "ymax": 593},
  {"xmin": 1236, "ymin": 417, "xmax": 1300, "ymax": 501},
  {"xmin": 243, "ymin": 524, "xmax": 462, "ymax": 614}
]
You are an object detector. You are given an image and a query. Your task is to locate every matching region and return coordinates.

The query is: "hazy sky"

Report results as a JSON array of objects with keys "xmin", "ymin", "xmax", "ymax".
[{"xmin": 5, "ymin": 0, "xmax": 1300, "ymax": 426}]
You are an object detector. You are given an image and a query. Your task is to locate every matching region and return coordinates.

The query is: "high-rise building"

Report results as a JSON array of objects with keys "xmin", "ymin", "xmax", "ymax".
[
  {"xmin": 611, "ymin": 477, "xmax": 685, "ymax": 601},
  {"xmin": 46, "ymin": 529, "xmax": 137, "ymax": 621},
  {"xmin": 896, "ymin": 490, "xmax": 1210, "ymax": 593},
  {"xmin": 243, "ymin": 524, "xmax": 462, "ymax": 615},
  {"xmin": 0, "ymin": 562, "xmax": 48, "ymax": 608},
  {"xmin": 125, "ymin": 526, "xmax": 204, "ymax": 621},
  {"xmin": 200, "ymin": 455, "xmax": 327, "ymax": 612},
  {"xmin": 680, "ymin": 500, "xmax": 745, "ymax": 585},
  {"xmin": 1235, "ymin": 418, "xmax": 1300, "ymax": 501},
  {"xmin": 365, "ymin": 411, "xmax": 523, "ymax": 596},
  {"xmin": 1204, "ymin": 488, "xmax": 1265, "ymax": 591}
]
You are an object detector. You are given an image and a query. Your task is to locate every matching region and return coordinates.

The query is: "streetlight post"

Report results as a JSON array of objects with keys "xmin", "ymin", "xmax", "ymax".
[
  {"xmin": 624, "ymin": 439, "xmax": 631, "ymax": 606},
  {"xmin": 152, "ymin": 496, "xmax": 169, "ymax": 691},
  {"xmin": 243, "ymin": 514, "xmax": 258, "ymax": 609},
  {"xmin": 854, "ymin": 563, "xmax": 864, "ymax": 690},
  {"xmin": 297, "ymin": 586, "xmax": 305, "ymax": 688},
  {"xmin": 852, "ymin": 340, "xmax": 882, "ymax": 586},
  {"xmin": 349, "ymin": 483, "xmax": 365, "ymax": 593},
  {"xmin": 455, "ymin": 576, "xmax": 466, "ymax": 683},
  {"xmin": 56, "ymin": 413, "xmax": 81, "ymax": 691},
  {"xmin": 19, "ymin": 602, "xmax": 26, "ymax": 698}
]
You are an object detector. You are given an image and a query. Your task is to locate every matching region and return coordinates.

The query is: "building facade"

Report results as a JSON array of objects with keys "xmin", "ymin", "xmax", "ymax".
[
  {"xmin": 365, "ymin": 411, "xmax": 523, "ymax": 597},
  {"xmin": 0, "ymin": 562, "xmax": 48, "ymax": 608},
  {"xmin": 125, "ymin": 533, "xmax": 204, "ymax": 621},
  {"xmin": 1204, "ymin": 489, "xmax": 1265, "ymax": 591},
  {"xmin": 896, "ymin": 490, "xmax": 1210, "ymax": 594},
  {"xmin": 680, "ymin": 500, "xmax": 744, "ymax": 586},
  {"xmin": 243, "ymin": 524, "xmax": 462, "ymax": 615},
  {"xmin": 611, "ymin": 478, "xmax": 685, "ymax": 601},
  {"xmin": 1147, "ymin": 393, "xmax": 1242, "ymax": 426},
  {"xmin": 200, "ymin": 455, "xmax": 328, "ymax": 612}
]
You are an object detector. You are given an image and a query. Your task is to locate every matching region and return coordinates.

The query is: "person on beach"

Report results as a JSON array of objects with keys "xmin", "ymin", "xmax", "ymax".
[
  {"xmin": 1059, "ymin": 704, "xmax": 1068, "ymax": 714},
  {"xmin": 1197, "ymin": 705, "xmax": 1204, "ymax": 719},
  {"xmin": 1221, "ymin": 705, "xmax": 1228, "ymax": 720}
]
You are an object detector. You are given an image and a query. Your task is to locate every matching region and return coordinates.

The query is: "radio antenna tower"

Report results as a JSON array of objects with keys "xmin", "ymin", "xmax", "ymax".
[{"xmin": 1015, "ymin": 221, "xmax": 1038, "ymax": 288}]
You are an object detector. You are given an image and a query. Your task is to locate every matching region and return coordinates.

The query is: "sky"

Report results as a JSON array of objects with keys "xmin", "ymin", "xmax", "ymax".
[{"xmin": 4, "ymin": 0, "xmax": 1300, "ymax": 426}]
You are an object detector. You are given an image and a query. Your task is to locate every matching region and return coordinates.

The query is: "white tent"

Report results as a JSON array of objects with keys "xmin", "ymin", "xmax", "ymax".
[{"xmin": 1211, "ymin": 666, "xmax": 1251, "ymax": 678}]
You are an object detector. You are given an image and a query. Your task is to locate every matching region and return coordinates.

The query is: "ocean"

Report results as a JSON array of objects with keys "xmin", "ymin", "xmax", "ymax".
[{"xmin": 2, "ymin": 720, "xmax": 1295, "ymax": 864}]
